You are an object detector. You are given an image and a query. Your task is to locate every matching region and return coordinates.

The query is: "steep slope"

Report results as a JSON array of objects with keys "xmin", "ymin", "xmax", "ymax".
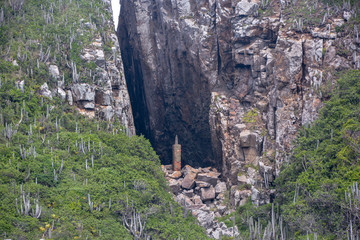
[
  {"xmin": 118, "ymin": 0, "xmax": 360, "ymax": 206},
  {"xmin": 0, "ymin": 0, "xmax": 208, "ymax": 239},
  {"xmin": 1, "ymin": 0, "xmax": 135, "ymax": 132},
  {"xmin": 276, "ymin": 70, "xmax": 360, "ymax": 237}
]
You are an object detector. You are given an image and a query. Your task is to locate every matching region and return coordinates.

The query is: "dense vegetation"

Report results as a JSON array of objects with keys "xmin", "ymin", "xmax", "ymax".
[
  {"xmin": 0, "ymin": 0, "xmax": 208, "ymax": 239},
  {"xmin": 276, "ymin": 70, "xmax": 360, "ymax": 239},
  {"xmin": 0, "ymin": 74, "xmax": 208, "ymax": 240},
  {"xmin": 217, "ymin": 70, "xmax": 360, "ymax": 240}
]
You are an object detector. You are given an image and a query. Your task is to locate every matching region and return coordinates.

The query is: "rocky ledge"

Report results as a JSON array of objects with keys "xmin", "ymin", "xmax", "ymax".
[{"xmin": 162, "ymin": 164, "xmax": 240, "ymax": 239}]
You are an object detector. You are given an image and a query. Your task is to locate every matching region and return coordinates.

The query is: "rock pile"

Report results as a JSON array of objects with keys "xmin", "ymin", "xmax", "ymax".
[{"xmin": 162, "ymin": 165, "xmax": 239, "ymax": 239}]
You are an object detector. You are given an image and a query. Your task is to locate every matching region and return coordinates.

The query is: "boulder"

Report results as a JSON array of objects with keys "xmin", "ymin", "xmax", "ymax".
[
  {"xmin": 196, "ymin": 181, "xmax": 211, "ymax": 188},
  {"xmin": 251, "ymin": 186, "xmax": 260, "ymax": 205},
  {"xmin": 217, "ymin": 205, "xmax": 227, "ymax": 215},
  {"xmin": 215, "ymin": 182, "xmax": 227, "ymax": 194},
  {"xmin": 197, "ymin": 172, "xmax": 220, "ymax": 186},
  {"xmin": 176, "ymin": 194, "xmax": 193, "ymax": 207},
  {"xmin": 66, "ymin": 90, "xmax": 73, "ymax": 105},
  {"xmin": 57, "ymin": 87, "xmax": 66, "ymax": 100},
  {"xmin": 71, "ymin": 84, "xmax": 95, "ymax": 102},
  {"xmin": 169, "ymin": 171, "xmax": 182, "ymax": 179},
  {"xmin": 192, "ymin": 195, "xmax": 203, "ymax": 205},
  {"xmin": 95, "ymin": 49, "xmax": 105, "ymax": 66},
  {"xmin": 83, "ymin": 102, "xmax": 95, "ymax": 109},
  {"xmin": 95, "ymin": 89, "xmax": 112, "ymax": 106},
  {"xmin": 183, "ymin": 189, "xmax": 194, "ymax": 198},
  {"xmin": 181, "ymin": 171, "xmax": 197, "ymax": 189},
  {"xmin": 49, "ymin": 65, "xmax": 60, "ymax": 79},
  {"xmin": 216, "ymin": 193, "xmax": 225, "ymax": 200},
  {"xmin": 222, "ymin": 225, "xmax": 239, "ymax": 238},
  {"xmin": 40, "ymin": 83, "xmax": 52, "ymax": 99},
  {"xmin": 235, "ymin": 0, "xmax": 259, "ymax": 16},
  {"xmin": 237, "ymin": 175, "xmax": 247, "ymax": 184},
  {"xmin": 200, "ymin": 186, "xmax": 216, "ymax": 201},
  {"xmin": 239, "ymin": 130, "xmax": 257, "ymax": 147},
  {"xmin": 231, "ymin": 186, "xmax": 251, "ymax": 207},
  {"xmin": 168, "ymin": 178, "xmax": 181, "ymax": 195},
  {"xmin": 163, "ymin": 165, "xmax": 173, "ymax": 171},
  {"xmin": 196, "ymin": 210, "xmax": 215, "ymax": 228},
  {"xmin": 181, "ymin": 165, "xmax": 198, "ymax": 176},
  {"xmin": 258, "ymin": 162, "xmax": 274, "ymax": 182},
  {"xmin": 99, "ymin": 106, "xmax": 114, "ymax": 121}
]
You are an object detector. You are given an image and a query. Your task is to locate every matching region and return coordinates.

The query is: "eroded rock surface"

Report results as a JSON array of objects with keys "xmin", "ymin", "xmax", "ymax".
[
  {"xmin": 40, "ymin": 1, "xmax": 135, "ymax": 134},
  {"xmin": 119, "ymin": 0, "xmax": 359, "ymax": 208}
]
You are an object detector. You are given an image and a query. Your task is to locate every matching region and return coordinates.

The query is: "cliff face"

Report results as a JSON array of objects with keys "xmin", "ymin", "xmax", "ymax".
[
  {"xmin": 118, "ymin": 0, "xmax": 358, "ymax": 204},
  {"xmin": 37, "ymin": 0, "xmax": 135, "ymax": 134}
]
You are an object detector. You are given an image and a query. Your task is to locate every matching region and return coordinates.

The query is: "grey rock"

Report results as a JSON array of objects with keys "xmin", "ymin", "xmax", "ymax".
[
  {"xmin": 119, "ymin": 0, "xmax": 356, "ymax": 210},
  {"xmin": 40, "ymin": 83, "xmax": 52, "ymax": 99},
  {"xmin": 100, "ymin": 106, "xmax": 114, "ymax": 121},
  {"xmin": 176, "ymin": 194, "xmax": 193, "ymax": 207},
  {"xmin": 95, "ymin": 90, "xmax": 112, "ymax": 106},
  {"xmin": 192, "ymin": 195, "xmax": 203, "ymax": 205},
  {"xmin": 197, "ymin": 210, "xmax": 215, "ymax": 228},
  {"xmin": 66, "ymin": 90, "xmax": 73, "ymax": 105},
  {"xmin": 237, "ymin": 175, "xmax": 247, "ymax": 184},
  {"xmin": 181, "ymin": 171, "xmax": 197, "ymax": 189},
  {"xmin": 200, "ymin": 186, "xmax": 216, "ymax": 201},
  {"xmin": 251, "ymin": 186, "xmax": 260, "ymax": 205},
  {"xmin": 235, "ymin": 0, "xmax": 259, "ymax": 16},
  {"xmin": 197, "ymin": 172, "xmax": 220, "ymax": 186},
  {"xmin": 169, "ymin": 178, "xmax": 181, "ymax": 195},
  {"xmin": 95, "ymin": 49, "xmax": 105, "ymax": 66},
  {"xmin": 215, "ymin": 182, "xmax": 227, "ymax": 194},
  {"xmin": 49, "ymin": 65, "xmax": 60, "ymax": 79},
  {"xmin": 217, "ymin": 205, "xmax": 227, "ymax": 215},
  {"xmin": 343, "ymin": 11, "xmax": 352, "ymax": 21},
  {"xmin": 57, "ymin": 87, "xmax": 66, "ymax": 100},
  {"xmin": 196, "ymin": 181, "xmax": 211, "ymax": 188},
  {"xmin": 71, "ymin": 84, "xmax": 95, "ymax": 102},
  {"xmin": 83, "ymin": 102, "xmax": 95, "ymax": 109},
  {"xmin": 240, "ymin": 130, "xmax": 257, "ymax": 148},
  {"xmin": 15, "ymin": 80, "xmax": 24, "ymax": 92}
]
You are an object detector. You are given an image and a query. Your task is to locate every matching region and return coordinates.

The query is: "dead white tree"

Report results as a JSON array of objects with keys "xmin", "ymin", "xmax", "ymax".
[
  {"xmin": 9, "ymin": 0, "xmax": 25, "ymax": 12},
  {"xmin": 121, "ymin": 196, "xmax": 147, "ymax": 240}
]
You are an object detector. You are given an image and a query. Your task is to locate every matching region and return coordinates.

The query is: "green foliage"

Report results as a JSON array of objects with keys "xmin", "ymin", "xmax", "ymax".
[
  {"xmin": 0, "ymin": 0, "xmax": 209, "ymax": 238},
  {"xmin": 276, "ymin": 70, "xmax": 360, "ymax": 238},
  {"xmin": 242, "ymin": 109, "xmax": 259, "ymax": 124},
  {"xmin": 0, "ymin": 81, "xmax": 208, "ymax": 239}
]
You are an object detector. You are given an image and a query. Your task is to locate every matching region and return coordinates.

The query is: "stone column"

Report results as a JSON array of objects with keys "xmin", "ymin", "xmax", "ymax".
[{"xmin": 172, "ymin": 135, "xmax": 181, "ymax": 171}]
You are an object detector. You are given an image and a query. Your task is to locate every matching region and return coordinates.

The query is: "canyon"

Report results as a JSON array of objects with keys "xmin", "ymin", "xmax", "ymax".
[{"xmin": 117, "ymin": 0, "xmax": 358, "ymax": 209}]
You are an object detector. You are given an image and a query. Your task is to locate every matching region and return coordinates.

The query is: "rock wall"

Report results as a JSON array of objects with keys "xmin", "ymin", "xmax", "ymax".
[
  {"xmin": 118, "ymin": 0, "xmax": 358, "ymax": 205},
  {"xmin": 39, "ymin": 0, "xmax": 135, "ymax": 135}
]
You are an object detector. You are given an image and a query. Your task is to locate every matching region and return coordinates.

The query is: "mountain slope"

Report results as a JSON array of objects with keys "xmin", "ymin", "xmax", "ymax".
[{"xmin": 0, "ymin": 0, "xmax": 208, "ymax": 239}]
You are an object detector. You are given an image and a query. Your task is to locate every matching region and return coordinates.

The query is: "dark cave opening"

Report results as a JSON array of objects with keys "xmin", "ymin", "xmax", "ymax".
[{"xmin": 117, "ymin": 8, "xmax": 215, "ymax": 168}]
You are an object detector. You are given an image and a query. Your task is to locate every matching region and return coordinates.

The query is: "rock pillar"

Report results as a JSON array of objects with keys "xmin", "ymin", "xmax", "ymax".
[{"xmin": 172, "ymin": 135, "xmax": 181, "ymax": 171}]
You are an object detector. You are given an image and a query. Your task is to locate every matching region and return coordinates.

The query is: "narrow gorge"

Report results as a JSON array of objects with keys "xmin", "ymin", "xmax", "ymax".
[
  {"xmin": 117, "ymin": 0, "xmax": 358, "ymax": 207},
  {"xmin": 0, "ymin": 0, "xmax": 358, "ymax": 238}
]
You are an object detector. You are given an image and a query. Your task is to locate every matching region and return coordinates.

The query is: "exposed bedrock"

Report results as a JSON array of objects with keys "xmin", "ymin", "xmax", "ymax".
[{"xmin": 118, "ymin": 0, "xmax": 357, "ymax": 204}]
